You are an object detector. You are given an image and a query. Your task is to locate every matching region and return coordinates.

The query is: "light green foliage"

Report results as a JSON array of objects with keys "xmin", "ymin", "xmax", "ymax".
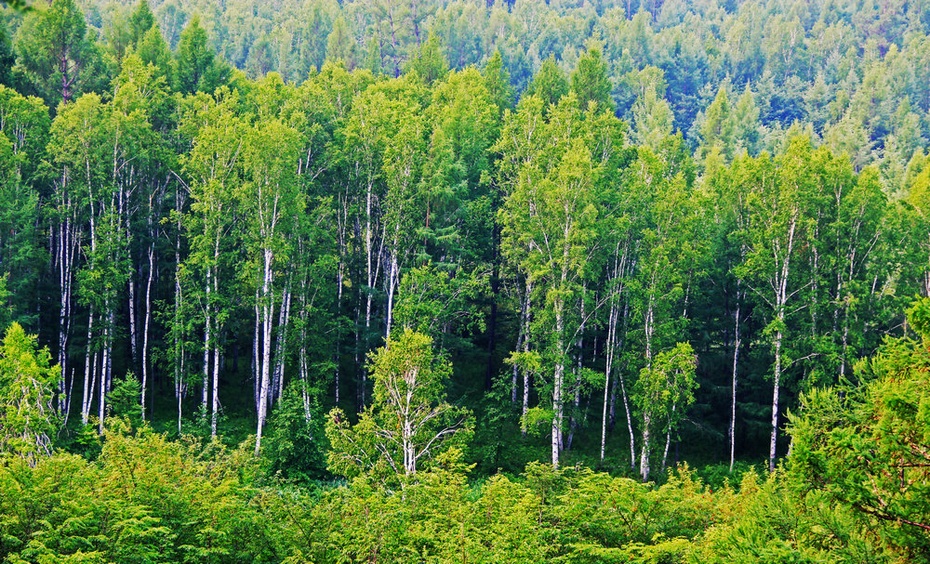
[
  {"xmin": 326, "ymin": 329, "xmax": 472, "ymax": 482},
  {"xmin": 106, "ymin": 373, "xmax": 142, "ymax": 429},
  {"xmin": 0, "ymin": 323, "xmax": 60, "ymax": 466},
  {"xmin": 0, "ymin": 131, "xmax": 40, "ymax": 326},
  {"xmin": 263, "ymin": 382, "xmax": 327, "ymax": 484},
  {"xmin": 418, "ymin": 67, "xmax": 498, "ymax": 269},
  {"xmin": 0, "ymin": 428, "xmax": 273, "ymax": 563},
  {"xmin": 496, "ymin": 92, "xmax": 607, "ymax": 467},
  {"xmin": 731, "ymin": 86, "xmax": 761, "ymax": 156},
  {"xmin": 0, "ymin": 3, "xmax": 928, "ymax": 561},
  {"xmin": 135, "ymin": 26, "xmax": 173, "ymax": 85},
  {"xmin": 698, "ymin": 86, "xmax": 735, "ymax": 162},
  {"xmin": 127, "ymin": 0, "xmax": 155, "ymax": 47},
  {"xmin": 483, "ymin": 50, "xmax": 514, "ymax": 113},
  {"xmin": 0, "ymin": 85, "xmax": 50, "ymax": 183},
  {"xmin": 634, "ymin": 343, "xmax": 698, "ymax": 480},
  {"xmin": 692, "ymin": 470, "xmax": 888, "ymax": 563},
  {"xmin": 393, "ymin": 263, "xmax": 487, "ymax": 339}
]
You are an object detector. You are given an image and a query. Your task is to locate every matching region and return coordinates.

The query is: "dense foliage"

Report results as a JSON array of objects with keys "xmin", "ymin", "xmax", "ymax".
[{"xmin": 0, "ymin": 0, "xmax": 929, "ymax": 560}]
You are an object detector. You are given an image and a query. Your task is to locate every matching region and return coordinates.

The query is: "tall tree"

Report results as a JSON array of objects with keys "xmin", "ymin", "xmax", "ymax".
[
  {"xmin": 525, "ymin": 55, "xmax": 568, "ymax": 110},
  {"xmin": 497, "ymin": 94, "xmax": 602, "ymax": 469},
  {"xmin": 173, "ymin": 15, "xmax": 229, "ymax": 95},
  {"xmin": 734, "ymin": 137, "xmax": 816, "ymax": 472},
  {"xmin": 0, "ymin": 17, "xmax": 14, "ymax": 87},
  {"xmin": 242, "ymin": 118, "xmax": 303, "ymax": 455},
  {"xmin": 14, "ymin": 0, "xmax": 103, "ymax": 107},
  {"xmin": 404, "ymin": 33, "xmax": 449, "ymax": 85},
  {"xmin": 483, "ymin": 50, "xmax": 514, "ymax": 114},
  {"xmin": 570, "ymin": 43, "xmax": 614, "ymax": 113},
  {"xmin": 181, "ymin": 91, "xmax": 245, "ymax": 437}
]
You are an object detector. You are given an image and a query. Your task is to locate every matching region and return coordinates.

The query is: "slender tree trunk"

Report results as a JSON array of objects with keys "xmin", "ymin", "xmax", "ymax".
[
  {"xmin": 521, "ymin": 281, "xmax": 532, "ymax": 435},
  {"xmin": 128, "ymin": 274, "xmax": 138, "ymax": 366},
  {"xmin": 661, "ymin": 403, "xmax": 677, "ymax": 472},
  {"xmin": 174, "ymin": 186, "xmax": 185, "ymax": 435},
  {"xmin": 486, "ymin": 224, "xmax": 500, "ymax": 391},
  {"xmin": 203, "ymin": 270, "xmax": 212, "ymax": 418},
  {"xmin": 211, "ymin": 259, "xmax": 223, "ymax": 436},
  {"xmin": 640, "ymin": 414, "xmax": 651, "ymax": 481},
  {"xmin": 770, "ymin": 214, "xmax": 797, "ymax": 472},
  {"xmin": 174, "ymin": 277, "xmax": 183, "ymax": 435},
  {"xmin": 730, "ymin": 291, "xmax": 742, "ymax": 472},
  {"xmin": 253, "ymin": 288, "xmax": 260, "ymax": 409},
  {"xmin": 511, "ymin": 279, "xmax": 528, "ymax": 403},
  {"xmin": 98, "ymin": 310, "xmax": 114, "ymax": 434},
  {"xmin": 552, "ymin": 300, "xmax": 564, "ymax": 469},
  {"xmin": 770, "ymin": 325, "xmax": 783, "ymax": 472},
  {"xmin": 141, "ymin": 245, "xmax": 154, "ymax": 420},
  {"xmin": 601, "ymin": 294, "xmax": 619, "ymax": 461},
  {"xmin": 335, "ymin": 196, "xmax": 347, "ymax": 404},
  {"xmin": 566, "ymin": 289, "xmax": 585, "ymax": 451},
  {"xmin": 385, "ymin": 226, "xmax": 400, "ymax": 341},
  {"xmin": 57, "ymin": 209, "xmax": 77, "ymax": 421},
  {"xmin": 255, "ymin": 248, "xmax": 275, "ymax": 455},
  {"xmin": 273, "ymin": 281, "xmax": 292, "ymax": 405},
  {"xmin": 362, "ymin": 180, "xmax": 375, "ymax": 407},
  {"xmin": 299, "ymin": 302, "xmax": 311, "ymax": 421},
  {"xmin": 81, "ymin": 310, "xmax": 95, "ymax": 425}
]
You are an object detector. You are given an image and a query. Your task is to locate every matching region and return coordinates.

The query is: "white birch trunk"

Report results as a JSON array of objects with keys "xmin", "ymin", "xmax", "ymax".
[
  {"xmin": 273, "ymin": 282, "xmax": 292, "ymax": 405},
  {"xmin": 141, "ymin": 245, "xmax": 153, "ymax": 420},
  {"xmin": 81, "ymin": 310, "xmax": 94, "ymax": 425},
  {"xmin": 552, "ymin": 302, "xmax": 564, "ymax": 470},
  {"xmin": 203, "ymin": 270, "xmax": 211, "ymax": 417},
  {"xmin": 255, "ymin": 248, "xmax": 275, "ymax": 455},
  {"xmin": 730, "ymin": 293, "xmax": 741, "ymax": 472},
  {"xmin": 601, "ymin": 295, "xmax": 619, "ymax": 461},
  {"xmin": 640, "ymin": 414, "xmax": 651, "ymax": 481},
  {"xmin": 521, "ymin": 281, "xmax": 532, "ymax": 435},
  {"xmin": 769, "ymin": 213, "xmax": 797, "ymax": 472}
]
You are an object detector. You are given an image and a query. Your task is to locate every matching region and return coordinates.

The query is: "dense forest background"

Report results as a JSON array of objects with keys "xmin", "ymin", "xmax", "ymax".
[{"xmin": 1, "ymin": 0, "xmax": 930, "ymax": 561}]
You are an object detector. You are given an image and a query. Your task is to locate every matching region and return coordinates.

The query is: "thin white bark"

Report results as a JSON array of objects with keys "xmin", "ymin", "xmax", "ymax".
[
  {"xmin": 255, "ymin": 248, "xmax": 275, "ymax": 455},
  {"xmin": 81, "ymin": 310, "xmax": 94, "ymax": 425},
  {"xmin": 729, "ymin": 290, "xmax": 742, "ymax": 472},
  {"xmin": 601, "ymin": 293, "xmax": 619, "ymax": 461},
  {"xmin": 141, "ymin": 245, "xmax": 153, "ymax": 420},
  {"xmin": 273, "ymin": 281, "xmax": 293, "ymax": 405},
  {"xmin": 639, "ymin": 414, "xmax": 651, "ymax": 481},
  {"xmin": 769, "ymin": 212, "xmax": 798, "ymax": 472},
  {"xmin": 552, "ymin": 301, "xmax": 564, "ymax": 470},
  {"xmin": 521, "ymin": 281, "xmax": 532, "ymax": 435}
]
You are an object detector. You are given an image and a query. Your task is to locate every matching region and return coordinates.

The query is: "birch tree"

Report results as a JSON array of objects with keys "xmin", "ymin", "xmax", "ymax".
[
  {"xmin": 181, "ymin": 92, "xmax": 244, "ymax": 437},
  {"xmin": 325, "ymin": 328, "xmax": 472, "ymax": 483},
  {"xmin": 498, "ymin": 94, "xmax": 601, "ymax": 469},
  {"xmin": 242, "ymin": 118, "xmax": 303, "ymax": 455},
  {"xmin": 634, "ymin": 342, "xmax": 697, "ymax": 481},
  {"xmin": 734, "ymin": 137, "xmax": 816, "ymax": 472}
]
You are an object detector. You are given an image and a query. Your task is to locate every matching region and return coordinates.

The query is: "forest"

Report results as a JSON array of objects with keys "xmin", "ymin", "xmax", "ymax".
[{"xmin": 0, "ymin": 0, "xmax": 929, "ymax": 561}]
